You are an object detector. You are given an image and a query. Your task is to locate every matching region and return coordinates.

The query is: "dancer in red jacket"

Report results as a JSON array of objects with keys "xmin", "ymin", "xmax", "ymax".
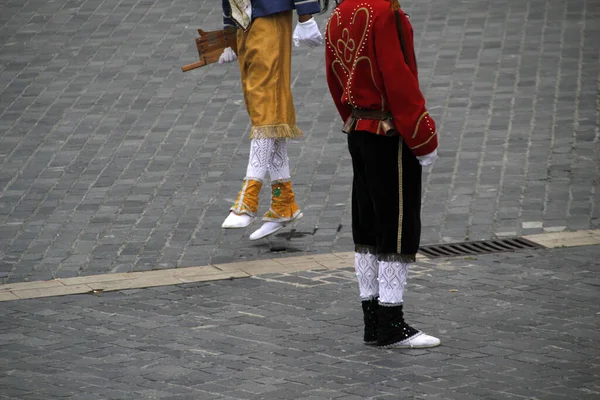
[{"xmin": 325, "ymin": 0, "xmax": 440, "ymax": 348}]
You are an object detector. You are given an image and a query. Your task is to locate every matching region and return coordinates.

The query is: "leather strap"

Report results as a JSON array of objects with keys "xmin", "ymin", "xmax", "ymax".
[
  {"xmin": 351, "ymin": 109, "xmax": 392, "ymax": 120},
  {"xmin": 342, "ymin": 109, "xmax": 397, "ymax": 136}
]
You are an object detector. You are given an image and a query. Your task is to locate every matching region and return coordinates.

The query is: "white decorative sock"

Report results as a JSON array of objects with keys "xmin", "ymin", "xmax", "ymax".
[
  {"xmin": 378, "ymin": 261, "xmax": 410, "ymax": 305},
  {"xmin": 247, "ymin": 138, "xmax": 276, "ymax": 180},
  {"xmin": 355, "ymin": 252, "xmax": 378, "ymax": 300},
  {"xmin": 268, "ymin": 139, "xmax": 291, "ymax": 181}
]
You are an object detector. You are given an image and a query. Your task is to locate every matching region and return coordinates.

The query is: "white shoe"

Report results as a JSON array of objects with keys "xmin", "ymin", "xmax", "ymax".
[
  {"xmin": 385, "ymin": 331, "xmax": 441, "ymax": 349},
  {"xmin": 249, "ymin": 222, "xmax": 284, "ymax": 240},
  {"xmin": 249, "ymin": 212, "xmax": 303, "ymax": 240},
  {"xmin": 221, "ymin": 212, "xmax": 254, "ymax": 229}
]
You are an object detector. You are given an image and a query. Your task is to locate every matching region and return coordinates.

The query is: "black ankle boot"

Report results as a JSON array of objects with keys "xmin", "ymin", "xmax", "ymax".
[
  {"xmin": 377, "ymin": 304, "xmax": 419, "ymax": 347},
  {"xmin": 361, "ymin": 298, "xmax": 378, "ymax": 345}
]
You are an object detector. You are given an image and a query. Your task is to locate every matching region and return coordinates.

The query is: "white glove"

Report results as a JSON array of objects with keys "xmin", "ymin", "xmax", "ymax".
[
  {"xmin": 218, "ymin": 47, "xmax": 237, "ymax": 64},
  {"xmin": 416, "ymin": 149, "xmax": 438, "ymax": 166},
  {"xmin": 293, "ymin": 18, "xmax": 323, "ymax": 48}
]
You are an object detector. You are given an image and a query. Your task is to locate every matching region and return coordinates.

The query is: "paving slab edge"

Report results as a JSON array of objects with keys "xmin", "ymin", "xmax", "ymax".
[{"xmin": 1, "ymin": 229, "xmax": 598, "ymax": 301}]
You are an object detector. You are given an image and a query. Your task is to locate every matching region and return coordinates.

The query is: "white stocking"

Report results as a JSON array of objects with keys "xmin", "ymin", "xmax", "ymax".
[
  {"xmin": 355, "ymin": 252, "xmax": 378, "ymax": 300},
  {"xmin": 268, "ymin": 139, "xmax": 291, "ymax": 181},
  {"xmin": 246, "ymin": 138, "xmax": 276, "ymax": 180},
  {"xmin": 378, "ymin": 261, "xmax": 410, "ymax": 305}
]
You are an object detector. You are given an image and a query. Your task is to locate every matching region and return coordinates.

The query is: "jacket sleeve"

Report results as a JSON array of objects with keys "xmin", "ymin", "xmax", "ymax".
[
  {"xmin": 222, "ymin": 0, "xmax": 236, "ymax": 28},
  {"xmin": 374, "ymin": 9, "xmax": 437, "ymax": 156},
  {"xmin": 294, "ymin": 0, "xmax": 322, "ymax": 16}
]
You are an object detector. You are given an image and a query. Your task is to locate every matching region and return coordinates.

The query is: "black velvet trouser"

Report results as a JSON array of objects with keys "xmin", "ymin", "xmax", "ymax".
[{"xmin": 347, "ymin": 130, "xmax": 423, "ymax": 262}]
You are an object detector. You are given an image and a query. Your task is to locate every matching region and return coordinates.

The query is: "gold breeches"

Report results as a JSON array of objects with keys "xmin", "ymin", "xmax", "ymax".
[{"xmin": 236, "ymin": 11, "xmax": 302, "ymax": 139}]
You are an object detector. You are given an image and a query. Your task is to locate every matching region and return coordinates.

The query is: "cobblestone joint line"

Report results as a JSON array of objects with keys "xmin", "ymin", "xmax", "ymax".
[{"xmin": 0, "ymin": 229, "xmax": 598, "ymax": 301}]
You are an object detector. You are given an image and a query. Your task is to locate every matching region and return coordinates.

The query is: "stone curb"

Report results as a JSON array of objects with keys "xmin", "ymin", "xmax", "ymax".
[{"xmin": 1, "ymin": 229, "xmax": 598, "ymax": 302}]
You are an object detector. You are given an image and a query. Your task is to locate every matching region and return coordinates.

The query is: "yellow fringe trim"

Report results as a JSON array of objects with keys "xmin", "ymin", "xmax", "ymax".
[
  {"xmin": 390, "ymin": 0, "xmax": 400, "ymax": 10},
  {"xmin": 250, "ymin": 124, "xmax": 303, "ymax": 139}
]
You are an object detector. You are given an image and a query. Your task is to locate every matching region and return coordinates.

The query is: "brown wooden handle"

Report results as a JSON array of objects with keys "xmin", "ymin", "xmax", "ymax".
[
  {"xmin": 181, "ymin": 60, "xmax": 207, "ymax": 72},
  {"xmin": 181, "ymin": 26, "xmax": 238, "ymax": 72}
]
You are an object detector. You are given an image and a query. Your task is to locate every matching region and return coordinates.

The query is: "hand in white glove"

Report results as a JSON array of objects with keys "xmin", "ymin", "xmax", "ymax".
[
  {"xmin": 293, "ymin": 18, "xmax": 323, "ymax": 48},
  {"xmin": 218, "ymin": 47, "xmax": 237, "ymax": 64},
  {"xmin": 416, "ymin": 149, "xmax": 438, "ymax": 166}
]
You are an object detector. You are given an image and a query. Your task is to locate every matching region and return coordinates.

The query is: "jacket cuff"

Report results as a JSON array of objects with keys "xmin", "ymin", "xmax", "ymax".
[
  {"xmin": 295, "ymin": 0, "xmax": 321, "ymax": 16},
  {"xmin": 223, "ymin": 17, "xmax": 236, "ymax": 28},
  {"xmin": 409, "ymin": 113, "xmax": 438, "ymax": 156}
]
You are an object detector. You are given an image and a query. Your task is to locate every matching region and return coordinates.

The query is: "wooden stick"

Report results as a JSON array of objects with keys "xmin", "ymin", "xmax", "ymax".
[{"xmin": 181, "ymin": 60, "xmax": 206, "ymax": 72}]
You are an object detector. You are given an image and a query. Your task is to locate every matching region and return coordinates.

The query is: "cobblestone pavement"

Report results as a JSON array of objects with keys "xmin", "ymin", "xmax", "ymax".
[
  {"xmin": 0, "ymin": 245, "xmax": 598, "ymax": 399},
  {"xmin": 1, "ymin": 0, "xmax": 600, "ymax": 283}
]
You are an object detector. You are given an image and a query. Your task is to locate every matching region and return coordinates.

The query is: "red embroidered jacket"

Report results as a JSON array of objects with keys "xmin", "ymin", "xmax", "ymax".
[{"xmin": 325, "ymin": 0, "xmax": 438, "ymax": 156}]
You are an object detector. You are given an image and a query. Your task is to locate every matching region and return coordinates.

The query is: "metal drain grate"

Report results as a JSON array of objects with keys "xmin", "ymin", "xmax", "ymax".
[{"xmin": 419, "ymin": 237, "xmax": 544, "ymax": 258}]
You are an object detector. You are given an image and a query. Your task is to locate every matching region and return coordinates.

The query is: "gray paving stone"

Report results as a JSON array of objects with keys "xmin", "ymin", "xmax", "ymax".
[
  {"xmin": 0, "ymin": 246, "xmax": 599, "ymax": 399},
  {"xmin": 1, "ymin": 0, "xmax": 599, "ymax": 281}
]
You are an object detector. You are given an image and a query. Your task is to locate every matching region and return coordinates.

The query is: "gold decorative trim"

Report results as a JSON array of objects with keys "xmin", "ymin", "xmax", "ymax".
[
  {"xmin": 331, "ymin": 59, "xmax": 346, "ymax": 91},
  {"xmin": 354, "ymin": 56, "xmax": 386, "ymax": 109},
  {"xmin": 262, "ymin": 208, "xmax": 301, "ymax": 222},
  {"xmin": 327, "ymin": 9, "xmax": 351, "ymax": 75},
  {"xmin": 231, "ymin": 179, "xmax": 249, "ymax": 214},
  {"xmin": 397, "ymin": 138, "xmax": 404, "ymax": 253},
  {"xmin": 411, "ymin": 131, "xmax": 437, "ymax": 150},
  {"xmin": 327, "ymin": 7, "xmax": 386, "ymax": 109},
  {"xmin": 230, "ymin": 179, "xmax": 262, "ymax": 216},
  {"xmin": 412, "ymin": 111, "xmax": 429, "ymax": 139}
]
